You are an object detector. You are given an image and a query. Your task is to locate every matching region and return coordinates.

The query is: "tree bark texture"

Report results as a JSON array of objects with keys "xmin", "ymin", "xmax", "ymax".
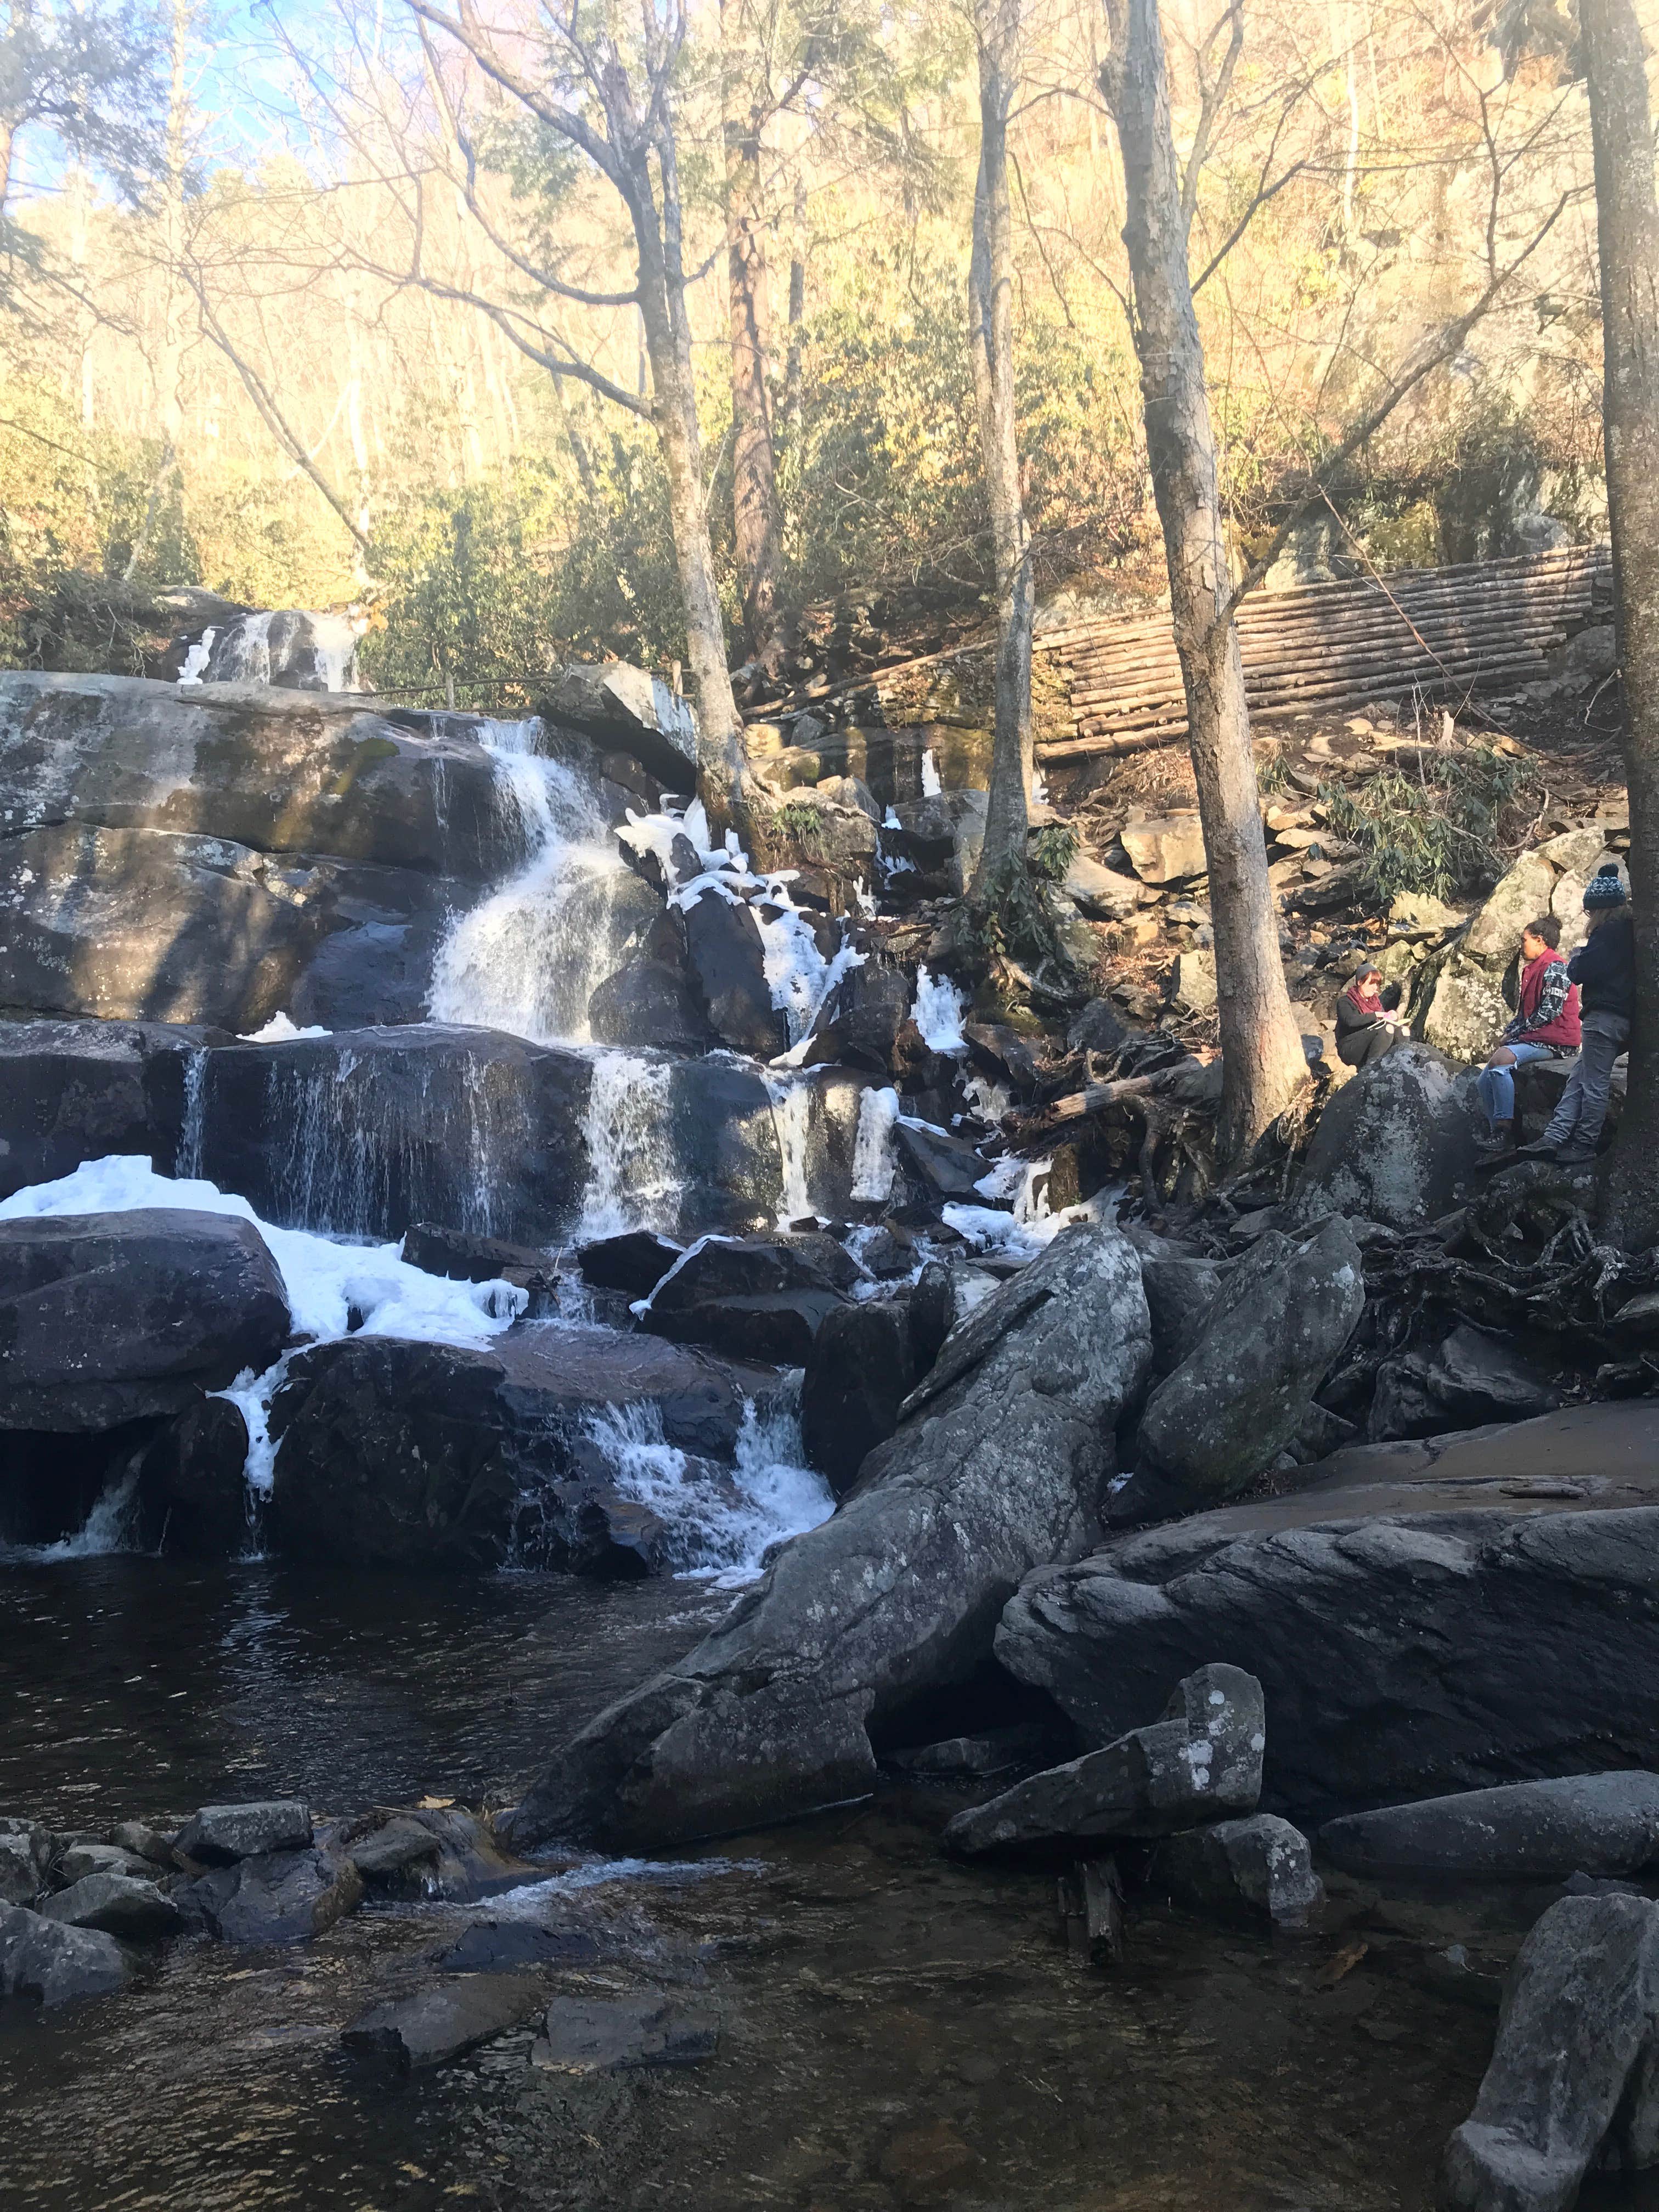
[
  {"xmin": 723, "ymin": 0, "xmax": 785, "ymax": 665},
  {"xmin": 785, "ymin": 171, "xmax": 807, "ymax": 442},
  {"xmin": 967, "ymin": 0, "xmax": 1033, "ymax": 897},
  {"xmin": 1584, "ymin": 0, "xmax": 1659, "ymax": 1245},
  {"xmin": 620, "ymin": 130, "xmax": 748, "ymax": 827},
  {"xmin": 1100, "ymin": 0, "xmax": 1307, "ymax": 1158}
]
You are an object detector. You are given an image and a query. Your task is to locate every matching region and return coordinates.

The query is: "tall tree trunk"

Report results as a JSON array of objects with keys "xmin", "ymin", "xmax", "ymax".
[
  {"xmin": 1101, "ymin": 0, "xmax": 1306, "ymax": 1159},
  {"xmin": 627, "ymin": 144, "xmax": 748, "ymax": 828},
  {"xmin": 1585, "ymin": 0, "xmax": 1659, "ymax": 1245},
  {"xmin": 124, "ymin": 0, "xmax": 187, "ymax": 583},
  {"xmin": 967, "ymin": 0, "xmax": 1033, "ymax": 898},
  {"xmin": 785, "ymin": 171, "xmax": 806, "ymax": 443},
  {"xmin": 722, "ymin": 0, "xmax": 784, "ymax": 666}
]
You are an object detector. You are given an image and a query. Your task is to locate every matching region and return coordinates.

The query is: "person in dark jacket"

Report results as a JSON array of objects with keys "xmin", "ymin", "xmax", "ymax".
[
  {"xmin": 1336, "ymin": 964, "xmax": 1402, "ymax": 1067},
  {"xmin": 1473, "ymin": 914, "xmax": 1581, "ymax": 1155},
  {"xmin": 1519, "ymin": 864, "xmax": 1634, "ymax": 1166}
]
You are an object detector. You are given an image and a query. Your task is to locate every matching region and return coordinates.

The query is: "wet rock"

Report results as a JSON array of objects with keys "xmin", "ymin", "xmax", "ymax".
[
  {"xmin": 110, "ymin": 1821, "xmax": 177, "ymax": 1868},
  {"xmin": 1120, "ymin": 1216, "xmax": 1364, "ymax": 1516},
  {"xmin": 996, "ymin": 1410, "xmax": 1659, "ymax": 1824},
  {"xmin": 887, "ymin": 1723, "xmax": 1066, "ymax": 1777},
  {"xmin": 176, "ymin": 1801, "xmax": 313, "ymax": 1863},
  {"xmin": 805, "ymin": 962, "xmax": 911, "ymax": 1073},
  {"xmin": 391, "ymin": 1808, "xmax": 535, "ymax": 1900},
  {"xmin": 342, "ymin": 1972, "xmax": 545, "ymax": 2070},
  {"xmin": 532, "ymin": 1992, "xmax": 718, "ymax": 2073},
  {"xmin": 962, "ymin": 1020, "xmax": 1042, "ymax": 1096},
  {"xmin": 136, "ymin": 1396, "xmax": 253, "ymax": 1557},
  {"xmin": 40, "ymin": 1872, "xmax": 181, "ymax": 1939},
  {"xmin": 1441, "ymin": 1894, "xmax": 1659, "ymax": 2212},
  {"xmin": 0, "ymin": 1829, "xmax": 44, "ymax": 1906},
  {"xmin": 577, "ymin": 1230, "xmax": 682, "ymax": 1297},
  {"xmin": 891, "ymin": 1119, "xmax": 986, "ymax": 1199},
  {"xmin": 800, "ymin": 1299, "xmax": 916, "ymax": 1498},
  {"xmin": 0, "ymin": 1018, "xmax": 227, "ymax": 1202},
  {"xmin": 679, "ymin": 887, "xmax": 788, "ymax": 1058},
  {"xmin": 435, "ymin": 1921, "xmax": 601, "ymax": 1973},
  {"xmin": 639, "ymin": 1233, "xmax": 854, "ymax": 1365},
  {"xmin": 0, "ymin": 1903, "xmax": 129, "ymax": 2004},
  {"xmin": 507, "ymin": 1223, "xmax": 1153, "ymax": 1850},
  {"xmin": 195, "ymin": 1025, "xmax": 590, "ymax": 1246},
  {"xmin": 180, "ymin": 1845, "xmax": 362, "ymax": 1945},
  {"xmin": 1121, "ymin": 812, "xmax": 1207, "ymax": 885},
  {"xmin": 1160, "ymin": 1814, "xmax": 1322, "ymax": 1930},
  {"xmin": 1321, "ymin": 1775, "xmax": 1659, "ymax": 1882},
  {"xmin": 346, "ymin": 1817, "xmax": 443, "ymax": 1884},
  {"xmin": 400, "ymin": 1224, "xmax": 558, "ymax": 1306},
  {"xmin": 58, "ymin": 1841, "xmax": 154, "ymax": 1884},
  {"xmin": 0, "ymin": 673, "xmax": 521, "ymax": 1031},
  {"xmin": 943, "ymin": 1664, "xmax": 1263, "ymax": 1854},
  {"xmin": 545, "ymin": 661, "xmax": 698, "ymax": 788},
  {"xmin": 588, "ymin": 954, "xmax": 720, "ymax": 1056},
  {"xmin": 1297, "ymin": 1041, "xmax": 1482, "ymax": 1230},
  {"xmin": 0, "ymin": 1210, "xmax": 290, "ymax": 1434},
  {"xmin": 268, "ymin": 1329, "xmax": 773, "ymax": 1571}
]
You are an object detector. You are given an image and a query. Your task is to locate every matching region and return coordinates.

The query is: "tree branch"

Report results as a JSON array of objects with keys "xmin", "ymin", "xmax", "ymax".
[{"xmin": 1181, "ymin": 0, "xmax": 1243, "ymax": 230}]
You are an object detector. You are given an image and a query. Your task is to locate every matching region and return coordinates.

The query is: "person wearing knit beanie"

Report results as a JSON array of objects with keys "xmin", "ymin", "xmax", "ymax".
[{"xmin": 1519, "ymin": 861, "xmax": 1635, "ymax": 1166}]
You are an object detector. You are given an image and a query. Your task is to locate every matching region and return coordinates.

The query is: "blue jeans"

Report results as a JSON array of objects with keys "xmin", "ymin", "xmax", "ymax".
[{"xmin": 1476, "ymin": 1041, "xmax": 1558, "ymax": 1125}]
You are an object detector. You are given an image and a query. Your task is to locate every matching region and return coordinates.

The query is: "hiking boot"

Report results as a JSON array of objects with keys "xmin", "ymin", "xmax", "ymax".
[
  {"xmin": 1553, "ymin": 1146, "xmax": 1598, "ymax": 1168},
  {"xmin": 1472, "ymin": 1121, "xmax": 1515, "ymax": 1157},
  {"xmin": 1514, "ymin": 1136, "xmax": 1558, "ymax": 1158}
]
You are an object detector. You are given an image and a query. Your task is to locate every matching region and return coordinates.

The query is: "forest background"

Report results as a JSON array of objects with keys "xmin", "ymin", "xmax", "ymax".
[{"xmin": 0, "ymin": 0, "xmax": 1631, "ymax": 708}]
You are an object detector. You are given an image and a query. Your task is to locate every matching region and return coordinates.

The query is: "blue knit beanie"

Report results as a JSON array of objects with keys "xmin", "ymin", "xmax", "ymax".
[{"xmin": 1584, "ymin": 862, "xmax": 1628, "ymax": 909}]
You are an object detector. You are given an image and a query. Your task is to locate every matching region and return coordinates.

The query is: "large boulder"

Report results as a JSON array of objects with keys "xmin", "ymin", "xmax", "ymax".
[
  {"xmin": 1442, "ymin": 1894, "xmax": 1659, "ymax": 2212},
  {"xmin": 943, "ymin": 1664, "xmax": 1263, "ymax": 1854},
  {"xmin": 1321, "ymin": 1774, "xmax": 1659, "ymax": 1882},
  {"xmin": 505, "ymin": 1223, "xmax": 1153, "ymax": 1850},
  {"xmin": 995, "ymin": 1402, "xmax": 1659, "ymax": 1825},
  {"xmin": 1368, "ymin": 1322, "xmax": 1565, "ymax": 1443},
  {"xmin": 1420, "ymin": 953, "xmax": 1514, "ymax": 1063},
  {"xmin": 0, "ymin": 672, "xmax": 533, "ymax": 1031},
  {"xmin": 1160, "ymin": 1814, "xmax": 1323, "ymax": 1931},
  {"xmin": 544, "ymin": 662, "xmax": 698, "ymax": 790},
  {"xmin": 1120, "ymin": 812, "xmax": 1207, "ymax": 885},
  {"xmin": 1297, "ymin": 1042, "xmax": 1482, "ymax": 1228},
  {"xmin": 1121, "ymin": 1216, "xmax": 1364, "ymax": 1516},
  {"xmin": 179, "ymin": 1846, "xmax": 363, "ymax": 1945},
  {"xmin": 195, "ymin": 1025, "xmax": 591, "ymax": 1244},
  {"xmin": 267, "ymin": 1326, "xmax": 780, "ymax": 1571},
  {"xmin": 588, "ymin": 954, "xmax": 720, "ymax": 1055},
  {"xmin": 678, "ymin": 887, "xmax": 789, "ymax": 1059},
  {"xmin": 0, "ymin": 1018, "xmax": 223, "ymax": 1201},
  {"xmin": 800, "ymin": 1300, "xmax": 917, "ymax": 1498},
  {"xmin": 640, "ymin": 1233, "xmax": 855, "ymax": 1365},
  {"xmin": 0, "ymin": 1903, "xmax": 128, "ymax": 2004},
  {"xmin": 0, "ymin": 1209, "xmax": 290, "ymax": 1431}
]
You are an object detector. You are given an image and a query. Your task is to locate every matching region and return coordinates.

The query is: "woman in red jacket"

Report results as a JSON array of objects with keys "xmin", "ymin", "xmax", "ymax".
[{"xmin": 1474, "ymin": 914, "xmax": 1581, "ymax": 1155}]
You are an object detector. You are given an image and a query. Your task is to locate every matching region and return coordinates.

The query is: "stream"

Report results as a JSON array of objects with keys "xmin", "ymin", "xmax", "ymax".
[{"xmin": 2, "ymin": 702, "xmax": 1634, "ymax": 2209}]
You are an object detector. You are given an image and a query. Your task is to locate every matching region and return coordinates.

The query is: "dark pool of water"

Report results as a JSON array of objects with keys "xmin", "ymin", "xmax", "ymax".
[
  {"xmin": 0, "ymin": 1554, "xmax": 727, "ymax": 1828},
  {"xmin": 6, "ymin": 1555, "xmax": 1659, "ymax": 2212}
]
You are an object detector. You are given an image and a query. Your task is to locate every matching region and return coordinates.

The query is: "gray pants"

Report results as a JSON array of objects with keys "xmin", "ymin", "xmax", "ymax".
[{"xmin": 1542, "ymin": 1009, "xmax": 1630, "ymax": 1152}]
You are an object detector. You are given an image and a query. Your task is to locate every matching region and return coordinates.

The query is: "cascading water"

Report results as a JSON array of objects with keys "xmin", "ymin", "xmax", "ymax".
[
  {"xmin": 428, "ymin": 720, "xmax": 647, "ymax": 1049},
  {"xmin": 577, "ymin": 1052, "xmax": 679, "ymax": 1239}
]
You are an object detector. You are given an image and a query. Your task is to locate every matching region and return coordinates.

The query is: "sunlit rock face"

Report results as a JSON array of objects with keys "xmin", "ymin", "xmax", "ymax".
[{"xmin": 0, "ymin": 672, "xmax": 530, "ymax": 1032}]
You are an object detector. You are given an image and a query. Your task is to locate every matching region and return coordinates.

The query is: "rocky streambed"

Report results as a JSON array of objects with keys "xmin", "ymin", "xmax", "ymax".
[{"xmin": 7, "ymin": 647, "xmax": 1659, "ymax": 2208}]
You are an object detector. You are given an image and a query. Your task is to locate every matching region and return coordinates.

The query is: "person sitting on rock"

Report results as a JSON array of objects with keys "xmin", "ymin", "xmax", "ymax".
[
  {"xmin": 1335, "ymin": 963, "xmax": 1402, "ymax": 1068},
  {"xmin": 1473, "ymin": 913, "xmax": 1580, "ymax": 1158},
  {"xmin": 1519, "ymin": 863, "xmax": 1634, "ymax": 1167}
]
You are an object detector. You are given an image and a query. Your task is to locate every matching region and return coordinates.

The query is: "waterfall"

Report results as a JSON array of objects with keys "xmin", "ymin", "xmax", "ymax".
[
  {"xmin": 577, "ymin": 1051, "xmax": 680, "ymax": 1240},
  {"xmin": 765, "ymin": 1074, "xmax": 814, "ymax": 1226},
  {"xmin": 177, "ymin": 1047, "xmax": 207, "ymax": 1178},
  {"xmin": 429, "ymin": 719, "xmax": 642, "ymax": 1048}
]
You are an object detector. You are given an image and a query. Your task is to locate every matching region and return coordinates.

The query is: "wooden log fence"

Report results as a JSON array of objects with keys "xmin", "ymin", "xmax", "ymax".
[{"xmin": 1036, "ymin": 543, "xmax": 1612, "ymax": 765}]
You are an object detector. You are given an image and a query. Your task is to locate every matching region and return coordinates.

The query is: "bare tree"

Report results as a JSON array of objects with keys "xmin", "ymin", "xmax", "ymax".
[
  {"xmin": 1099, "ymin": 0, "xmax": 1308, "ymax": 1159},
  {"xmin": 1579, "ymin": 0, "xmax": 1659, "ymax": 1245},
  {"xmin": 967, "ymin": 0, "xmax": 1035, "ymax": 897},
  {"xmin": 722, "ymin": 0, "xmax": 786, "ymax": 668},
  {"xmin": 402, "ymin": 1, "xmax": 749, "ymax": 824}
]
